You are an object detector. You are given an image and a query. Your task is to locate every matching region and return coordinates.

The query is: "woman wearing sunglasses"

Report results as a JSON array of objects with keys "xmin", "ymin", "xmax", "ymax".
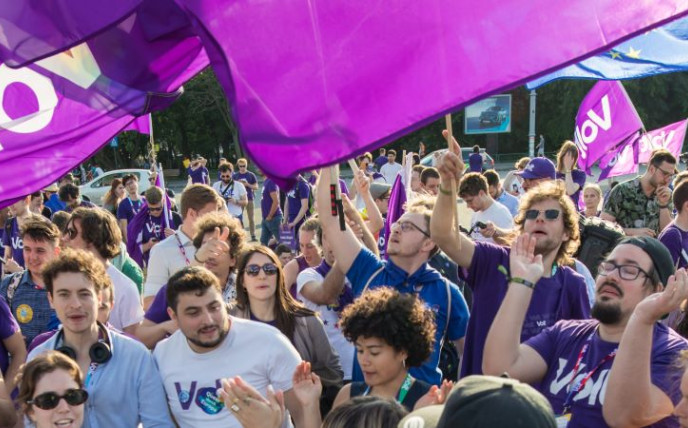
[
  {"xmin": 17, "ymin": 350, "xmax": 88, "ymax": 428},
  {"xmin": 231, "ymin": 245, "xmax": 343, "ymax": 412}
]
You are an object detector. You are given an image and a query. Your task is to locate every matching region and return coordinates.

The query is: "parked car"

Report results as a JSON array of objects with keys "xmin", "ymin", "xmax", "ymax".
[
  {"xmin": 79, "ymin": 169, "xmax": 153, "ymax": 205},
  {"xmin": 420, "ymin": 149, "xmax": 495, "ymax": 171},
  {"xmin": 479, "ymin": 105, "xmax": 507, "ymax": 125}
]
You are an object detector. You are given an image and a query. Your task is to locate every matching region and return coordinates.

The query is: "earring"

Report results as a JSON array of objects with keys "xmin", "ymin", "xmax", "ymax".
[{"xmin": 402, "ymin": 359, "xmax": 406, "ymax": 368}]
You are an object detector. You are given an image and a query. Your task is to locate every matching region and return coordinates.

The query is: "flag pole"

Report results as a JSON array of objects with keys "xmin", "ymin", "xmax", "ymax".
[{"xmin": 445, "ymin": 114, "xmax": 461, "ymax": 247}]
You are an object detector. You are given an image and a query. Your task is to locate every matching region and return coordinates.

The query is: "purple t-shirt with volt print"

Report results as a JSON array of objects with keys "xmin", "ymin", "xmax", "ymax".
[
  {"xmin": 460, "ymin": 242, "xmax": 590, "ymax": 377},
  {"xmin": 526, "ymin": 319, "xmax": 688, "ymax": 428},
  {"xmin": 0, "ymin": 296, "xmax": 19, "ymax": 374},
  {"xmin": 2, "ymin": 217, "xmax": 24, "ymax": 267}
]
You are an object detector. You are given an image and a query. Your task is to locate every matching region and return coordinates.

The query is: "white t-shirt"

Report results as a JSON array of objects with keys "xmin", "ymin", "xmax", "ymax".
[
  {"xmin": 470, "ymin": 200, "xmax": 514, "ymax": 244},
  {"xmin": 144, "ymin": 230, "xmax": 195, "ymax": 298},
  {"xmin": 106, "ymin": 264, "xmax": 144, "ymax": 329},
  {"xmin": 380, "ymin": 162, "xmax": 402, "ymax": 184},
  {"xmin": 154, "ymin": 317, "xmax": 301, "ymax": 428},
  {"xmin": 212, "ymin": 180, "xmax": 247, "ymax": 218},
  {"xmin": 296, "ymin": 268, "xmax": 355, "ymax": 380}
]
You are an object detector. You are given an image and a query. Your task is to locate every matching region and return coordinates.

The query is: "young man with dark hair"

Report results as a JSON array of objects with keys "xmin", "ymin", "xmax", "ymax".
[
  {"xmin": 469, "ymin": 145, "xmax": 483, "ymax": 173},
  {"xmin": 431, "ymin": 135, "xmax": 589, "ymax": 377},
  {"xmin": 483, "ymin": 235, "xmax": 688, "ymax": 427},
  {"xmin": 602, "ymin": 148, "xmax": 677, "ymax": 237},
  {"xmin": 373, "ymin": 147, "xmax": 387, "ymax": 171},
  {"xmin": 659, "ymin": 179, "xmax": 688, "ymax": 270},
  {"xmin": 28, "ymin": 248, "xmax": 173, "ymax": 427},
  {"xmin": 117, "ymin": 173, "xmax": 144, "ymax": 243},
  {"xmin": 0, "ymin": 219, "xmax": 61, "ymax": 346},
  {"xmin": 260, "ymin": 171, "xmax": 283, "ymax": 246},
  {"xmin": 380, "ymin": 149, "xmax": 402, "ymax": 184},
  {"xmin": 420, "ymin": 167, "xmax": 441, "ymax": 195},
  {"xmin": 144, "ymin": 184, "xmax": 224, "ymax": 308},
  {"xmin": 483, "ymin": 169, "xmax": 518, "ymax": 217},
  {"xmin": 233, "ymin": 158, "xmax": 259, "ymax": 241},
  {"xmin": 410, "ymin": 165, "xmax": 425, "ymax": 192},
  {"xmin": 213, "ymin": 163, "xmax": 248, "ymax": 224},
  {"xmin": 29, "ymin": 191, "xmax": 52, "ymax": 219},
  {"xmin": 129, "ymin": 186, "xmax": 182, "ymax": 268},
  {"xmin": 458, "ymin": 172, "xmax": 514, "ymax": 243},
  {"xmin": 316, "ymin": 168, "xmax": 469, "ymax": 385},
  {"xmin": 63, "ymin": 207, "xmax": 143, "ymax": 335},
  {"xmin": 58, "ymin": 183, "xmax": 95, "ymax": 212},
  {"xmin": 153, "ymin": 265, "xmax": 306, "ymax": 428}
]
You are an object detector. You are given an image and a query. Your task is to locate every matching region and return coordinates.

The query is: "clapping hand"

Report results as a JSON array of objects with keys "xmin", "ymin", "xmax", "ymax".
[
  {"xmin": 509, "ymin": 233, "xmax": 544, "ymax": 285},
  {"xmin": 218, "ymin": 376, "xmax": 285, "ymax": 428},
  {"xmin": 634, "ymin": 268, "xmax": 688, "ymax": 325},
  {"xmin": 292, "ymin": 361, "xmax": 322, "ymax": 408},
  {"xmin": 413, "ymin": 380, "xmax": 454, "ymax": 410}
]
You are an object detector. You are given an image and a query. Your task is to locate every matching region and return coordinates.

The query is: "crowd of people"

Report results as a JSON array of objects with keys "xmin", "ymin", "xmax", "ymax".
[{"xmin": 2, "ymin": 134, "xmax": 688, "ymax": 428}]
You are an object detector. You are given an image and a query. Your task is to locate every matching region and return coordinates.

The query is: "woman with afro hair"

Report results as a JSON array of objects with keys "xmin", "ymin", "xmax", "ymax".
[{"xmin": 332, "ymin": 287, "xmax": 449, "ymax": 412}]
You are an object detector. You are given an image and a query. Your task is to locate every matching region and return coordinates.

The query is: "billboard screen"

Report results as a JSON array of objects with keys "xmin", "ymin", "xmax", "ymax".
[{"xmin": 464, "ymin": 94, "xmax": 512, "ymax": 134}]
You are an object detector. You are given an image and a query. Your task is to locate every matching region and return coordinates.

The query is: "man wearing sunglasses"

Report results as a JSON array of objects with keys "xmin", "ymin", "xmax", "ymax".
[
  {"xmin": 232, "ymin": 158, "xmax": 259, "ymax": 241},
  {"xmin": 316, "ymin": 167, "xmax": 470, "ymax": 386},
  {"xmin": 431, "ymin": 134, "xmax": 590, "ymax": 378},
  {"xmin": 602, "ymin": 149, "xmax": 677, "ymax": 237},
  {"xmin": 28, "ymin": 249, "xmax": 173, "ymax": 427},
  {"xmin": 213, "ymin": 163, "xmax": 248, "ymax": 225},
  {"xmin": 484, "ymin": 235, "xmax": 688, "ymax": 428}
]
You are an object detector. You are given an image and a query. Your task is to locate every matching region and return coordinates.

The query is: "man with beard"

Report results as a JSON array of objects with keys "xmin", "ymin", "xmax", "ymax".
[
  {"xmin": 213, "ymin": 163, "xmax": 247, "ymax": 224},
  {"xmin": 153, "ymin": 266, "xmax": 305, "ymax": 428},
  {"xmin": 483, "ymin": 234, "xmax": 688, "ymax": 428},
  {"xmin": 602, "ymin": 149, "xmax": 676, "ymax": 237},
  {"xmin": 430, "ymin": 133, "xmax": 590, "ymax": 376}
]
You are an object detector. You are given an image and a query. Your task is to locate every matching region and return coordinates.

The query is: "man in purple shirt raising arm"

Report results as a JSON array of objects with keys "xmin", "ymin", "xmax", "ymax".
[{"xmin": 483, "ymin": 234, "xmax": 688, "ymax": 428}]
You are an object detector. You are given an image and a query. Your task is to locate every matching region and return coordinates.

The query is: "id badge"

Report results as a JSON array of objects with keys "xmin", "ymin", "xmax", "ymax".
[{"xmin": 555, "ymin": 413, "xmax": 571, "ymax": 428}]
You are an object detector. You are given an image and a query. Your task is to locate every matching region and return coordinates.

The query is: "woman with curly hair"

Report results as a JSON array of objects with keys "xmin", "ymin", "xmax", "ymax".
[
  {"xmin": 332, "ymin": 287, "xmax": 441, "ymax": 412},
  {"xmin": 101, "ymin": 178, "xmax": 125, "ymax": 216}
]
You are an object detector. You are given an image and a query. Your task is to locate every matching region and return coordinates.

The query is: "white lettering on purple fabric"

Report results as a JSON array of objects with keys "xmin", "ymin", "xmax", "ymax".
[
  {"xmin": 0, "ymin": 64, "xmax": 58, "ymax": 134},
  {"xmin": 574, "ymin": 94, "xmax": 612, "ymax": 160},
  {"xmin": 549, "ymin": 357, "xmax": 609, "ymax": 406}
]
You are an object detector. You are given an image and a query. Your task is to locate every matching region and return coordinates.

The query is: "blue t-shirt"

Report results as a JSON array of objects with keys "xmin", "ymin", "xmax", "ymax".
[
  {"xmin": 460, "ymin": 242, "xmax": 591, "ymax": 377},
  {"xmin": 496, "ymin": 190, "xmax": 519, "ymax": 217},
  {"xmin": 117, "ymin": 197, "xmax": 145, "ymax": 223},
  {"xmin": 2, "ymin": 217, "xmax": 24, "ymax": 267},
  {"xmin": 346, "ymin": 248, "xmax": 470, "ymax": 385},
  {"xmin": 526, "ymin": 319, "xmax": 687, "ymax": 428},
  {"xmin": 0, "ymin": 271, "xmax": 58, "ymax": 346},
  {"xmin": 233, "ymin": 171, "xmax": 258, "ymax": 200}
]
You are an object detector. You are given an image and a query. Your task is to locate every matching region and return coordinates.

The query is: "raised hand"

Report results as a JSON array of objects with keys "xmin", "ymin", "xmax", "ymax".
[
  {"xmin": 413, "ymin": 380, "xmax": 454, "ymax": 410},
  {"xmin": 438, "ymin": 130, "xmax": 465, "ymax": 183},
  {"xmin": 292, "ymin": 361, "xmax": 322, "ymax": 407},
  {"xmin": 218, "ymin": 376, "xmax": 285, "ymax": 428},
  {"xmin": 196, "ymin": 226, "xmax": 230, "ymax": 263},
  {"xmin": 634, "ymin": 268, "xmax": 688, "ymax": 325},
  {"xmin": 509, "ymin": 233, "xmax": 544, "ymax": 284},
  {"xmin": 656, "ymin": 186, "xmax": 672, "ymax": 206},
  {"xmin": 563, "ymin": 152, "xmax": 575, "ymax": 171},
  {"xmin": 354, "ymin": 170, "xmax": 371, "ymax": 195}
]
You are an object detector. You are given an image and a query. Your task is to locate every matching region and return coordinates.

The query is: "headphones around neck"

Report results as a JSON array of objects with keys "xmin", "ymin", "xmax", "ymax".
[{"xmin": 55, "ymin": 321, "xmax": 112, "ymax": 364}]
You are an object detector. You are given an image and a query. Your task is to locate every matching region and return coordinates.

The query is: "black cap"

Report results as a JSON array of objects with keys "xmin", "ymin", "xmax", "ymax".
[{"xmin": 618, "ymin": 236, "xmax": 675, "ymax": 286}]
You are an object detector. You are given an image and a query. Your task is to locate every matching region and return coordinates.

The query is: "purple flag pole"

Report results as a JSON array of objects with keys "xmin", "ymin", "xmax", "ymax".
[
  {"xmin": 156, "ymin": 163, "xmax": 173, "ymax": 228},
  {"xmin": 382, "ymin": 174, "xmax": 407, "ymax": 259}
]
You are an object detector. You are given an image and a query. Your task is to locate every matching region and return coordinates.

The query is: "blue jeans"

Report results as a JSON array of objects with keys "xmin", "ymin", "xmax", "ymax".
[{"xmin": 261, "ymin": 215, "xmax": 283, "ymax": 246}]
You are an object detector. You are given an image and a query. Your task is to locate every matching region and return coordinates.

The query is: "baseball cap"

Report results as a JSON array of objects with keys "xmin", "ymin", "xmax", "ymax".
[
  {"xmin": 43, "ymin": 183, "xmax": 59, "ymax": 193},
  {"xmin": 370, "ymin": 183, "xmax": 392, "ymax": 200},
  {"xmin": 516, "ymin": 158, "xmax": 556, "ymax": 180},
  {"xmin": 397, "ymin": 375, "xmax": 556, "ymax": 428},
  {"xmin": 618, "ymin": 236, "xmax": 675, "ymax": 286}
]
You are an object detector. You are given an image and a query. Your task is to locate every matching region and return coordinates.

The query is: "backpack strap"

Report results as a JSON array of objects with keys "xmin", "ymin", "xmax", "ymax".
[
  {"xmin": 362, "ymin": 265, "xmax": 385, "ymax": 292},
  {"xmin": 6, "ymin": 272, "xmax": 23, "ymax": 307},
  {"xmin": 440, "ymin": 278, "xmax": 451, "ymax": 346}
]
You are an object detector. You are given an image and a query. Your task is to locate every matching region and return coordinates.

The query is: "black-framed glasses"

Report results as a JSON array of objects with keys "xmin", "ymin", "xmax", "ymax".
[
  {"xmin": 598, "ymin": 261, "xmax": 651, "ymax": 281},
  {"xmin": 245, "ymin": 263, "xmax": 278, "ymax": 277},
  {"xmin": 656, "ymin": 165, "xmax": 676, "ymax": 179},
  {"xmin": 524, "ymin": 209, "xmax": 561, "ymax": 221},
  {"xmin": 395, "ymin": 221, "xmax": 430, "ymax": 238},
  {"xmin": 28, "ymin": 389, "xmax": 88, "ymax": 410},
  {"xmin": 148, "ymin": 206, "xmax": 163, "ymax": 212},
  {"xmin": 238, "ymin": 165, "xmax": 247, "ymax": 168}
]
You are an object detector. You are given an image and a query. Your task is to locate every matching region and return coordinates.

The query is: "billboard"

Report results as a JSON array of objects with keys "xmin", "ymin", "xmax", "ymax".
[{"xmin": 464, "ymin": 94, "xmax": 512, "ymax": 134}]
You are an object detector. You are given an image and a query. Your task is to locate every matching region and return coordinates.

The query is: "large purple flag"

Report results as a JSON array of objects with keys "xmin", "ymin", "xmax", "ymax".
[
  {"xmin": 598, "ymin": 132, "xmax": 641, "ymax": 180},
  {"xmin": 638, "ymin": 119, "xmax": 688, "ymax": 163},
  {"xmin": 124, "ymin": 115, "xmax": 151, "ymax": 134},
  {"xmin": 180, "ymin": 0, "xmax": 688, "ymax": 186},
  {"xmin": 574, "ymin": 81, "xmax": 643, "ymax": 174},
  {"xmin": 382, "ymin": 174, "xmax": 407, "ymax": 259}
]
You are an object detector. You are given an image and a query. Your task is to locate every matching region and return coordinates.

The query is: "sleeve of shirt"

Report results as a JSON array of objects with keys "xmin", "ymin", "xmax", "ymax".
[
  {"xmin": 116, "ymin": 200, "xmax": 129, "ymax": 221},
  {"xmin": 136, "ymin": 346, "xmax": 176, "ymax": 426},
  {"xmin": 267, "ymin": 330, "xmax": 302, "ymax": 392},
  {"xmin": 299, "ymin": 181, "xmax": 310, "ymax": 200},
  {"xmin": 602, "ymin": 184, "xmax": 623, "ymax": 219},
  {"xmin": 465, "ymin": 242, "xmax": 509, "ymax": 292},
  {"xmin": 112, "ymin": 278, "xmax": 144, "ymax": 329},
  {"xmin": 0, "ymin": 297, "xmax": 19, "ymax": 340},
  {"xmin": 494, "ymin": 206, "xmax": 515, "ymax": 229},
  {"xmin": 650, "ymin": 331, "xmax": 688, "ymax": 406},
  {"xmin": 573, "ymin": 170, "xmax": 587, "ymax": 189},
  {"xmin": 171, "ymin": 212, "xmax": 183, "ymax": 230},
  {"xmin": 446, "ymin": 282, "xmax": 470, "ymax": 341},
  {"xmin": 122, "ymin": 259, "xmax": 144, "ymax": 295},
  {"xmin": 144, "ymin": 244, "xmax": 169, "ymax": 298},
  {"xmin": 659, "ymin": 227, "xmax": 682, "ymax": 266},
  {"xmin": 2, "ymin": 226, "xmax": 9, "ymax": 248},
  {"xmin": 236, "ymin": 182, "xmax": 247, "ymax": 198},
  {"xmin": 296, "ymin": 268, "xmax": 321, "ymax": 295},
  {"xmin": 345, "ymin": 248, "xmax": 384, "ymax": 296},
  {"xmin": 563, "ymin": 270, "xmax": 592, "ymax": 320},
  {"xmin": 248, "ymin": 173, "xmax": 258, "ymax": 185},
  {"xmin": 144, "ymin": 286, "xmax": 171, "ymax": 324},
  {"xmin": 523, "ymin": 322, "xmax": 561, "ymax": 365}
]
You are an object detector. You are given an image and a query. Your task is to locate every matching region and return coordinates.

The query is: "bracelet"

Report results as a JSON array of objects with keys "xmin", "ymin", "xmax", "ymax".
[
  {"xmin": 659, "ymin": 204, "xmax": 670, "ymax": 209},
  {"xmin": 194, "ymin": 253, "xmax": 207, "ymax": 264},
  {"xmin": 438, "ymin": 184, "xmax": 453, "ymax": 196},
  {"xmin": 497, "ymin": 265, "xmax": 536, "ymax": 289}
]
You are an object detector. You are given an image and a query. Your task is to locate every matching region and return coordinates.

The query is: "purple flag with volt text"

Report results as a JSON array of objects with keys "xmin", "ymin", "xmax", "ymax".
[
  {"xmin": 598, "ymin": 132, "xmax": 641, "ymax": 180},
  {"xmin": 638, "ymin": 119, "xmax": 688, "ymax": 163},
  {"xmin": 574, "ymin": 81, "xmax": 643, "ymax": 174}
]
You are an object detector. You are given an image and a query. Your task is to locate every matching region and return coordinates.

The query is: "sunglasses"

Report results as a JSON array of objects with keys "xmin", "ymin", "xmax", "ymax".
[
  {"xmin": 148, "ymin": 206, "xmax": 163, "ymax": 212},
  {"xmin": 524, "ymin": 209, "xmax": 561, "ymax": 221},
  {"xmin": 238, "ymin": 165, "xmax": 247, "ymax": 168},
  {"xmin": 245, "ymin": 263, "xmax": 278, "ymax": 276},
  {"xmin": 28, "ymin": 388, "xmax": 88, "ymax": 410}
]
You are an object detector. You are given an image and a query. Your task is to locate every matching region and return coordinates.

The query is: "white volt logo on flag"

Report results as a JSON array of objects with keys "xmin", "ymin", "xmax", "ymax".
[{"xmin": 574, "ymin": 94, "xmax": 612, "ymax": 160}]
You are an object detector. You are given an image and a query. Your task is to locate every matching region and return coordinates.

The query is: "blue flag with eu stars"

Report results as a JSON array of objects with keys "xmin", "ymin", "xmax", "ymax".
[{"xmin": 527, "ymin": 16, "xmax": 688, "ymax": 89}]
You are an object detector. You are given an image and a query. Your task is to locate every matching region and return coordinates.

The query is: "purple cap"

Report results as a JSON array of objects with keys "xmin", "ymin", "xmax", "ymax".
[{"xmin": 516, "ymin": 158, "xmax": 556, "ymax": 180}]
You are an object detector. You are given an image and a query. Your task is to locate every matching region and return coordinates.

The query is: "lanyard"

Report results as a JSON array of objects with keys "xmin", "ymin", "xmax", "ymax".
[
  {"xmin": 174, "ymin": 233, "xmax": 191, "ymax": 266},
  {"xmin": 127, "ymin": 197, "xmax": 142, "ymax": 214},
  {"xmin": 561, "ymin": 331, "xmax": 617, "ymax": 413},
  {"xmin": 363, "ymin": 373, "xmax": 414, "ymax": 405}
]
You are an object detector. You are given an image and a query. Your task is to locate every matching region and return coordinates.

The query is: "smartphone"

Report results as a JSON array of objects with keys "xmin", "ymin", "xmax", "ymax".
[{"xmin": 475, "ymin": 221, "xmax": 487, "ymax": 229}]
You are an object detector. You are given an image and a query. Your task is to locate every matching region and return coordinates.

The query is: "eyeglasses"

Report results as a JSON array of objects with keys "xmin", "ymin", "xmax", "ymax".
[
  {"xmin": 148, "ymin": 206, "xmax": 163, "ymax": 212},
  {"xmin": 656, "ymin": 165, "xmax": 676, "ymax": 179},
  {"xmin": 598, "ymin": 260, "xmax": 651, "ymax": 281},
  {"xmin": 245, "ymin": 263, "xmax": 278, "ymax": 276},
  {"xmin": 221, "ymin": 175, "xmax": 232, "ymax": 179},
  {"xmin": 65, "ymin": 226, "xmax": 78, "ymax": 240},
  {"xmin": 28, "ymin": 389, "xmax": 88, "ymax": 410},
  {"xmin": 524, "ymin": 209, "xmax": 561, "ymax": 221},
  {"xmin": 395, "ymin": 221, "xmax": 430, "ymax": 238},
  {"xmin": 238, "ymin": 165, "xmax": 247, "ymax": 168}
]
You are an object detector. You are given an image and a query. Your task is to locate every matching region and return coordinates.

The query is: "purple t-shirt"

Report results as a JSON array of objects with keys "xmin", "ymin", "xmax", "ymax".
[
  {"xmin": 141, "ymin": 215, "xmax": 165, "ymax": 265},
  {"xmin": 469, "ymin": 153, "xmax": 483, "ymax": 172},
  {"xmin": 374, "ymin": 155, "xmax": 387, "ymax": 171},
  {"xmin": 188, "ymin": 166, "xmax": 209, "ymax": 184},
  {"xmin": 3, "ymin": 218, "xmax": 24, "ymax": 267},
  {"xmin": 557, "ymin": 170, "xmax": 587, "ymax": 208},
  {"xmin": 0, "ymin": 296, "xmax": 19, "ymax": 374},
  {"xmin": 287, "ymin": 178, "xmax": 311, "ymax": 222},
  {"xmin": 233, "ymin": 171, "xmax": 258, "ymax": 200},
  {"xmin": 145, "ymin": 285, "xmax": 171, "ymax": 324},
  {"xmin": 261, "ymin": 178, "xmax": 283, "ymax": 220},
  {"xmin": 460, "ymin": 242, "xmax": 591, "ymax": 377},
  {"xmin": 526, "ymin": 319, "xmax": 687, "ymax": 428},
  {"xmin": 307, "ymin": 175, "xmax": 349, "ymax": 196},
  {"xmin": 116, "ymin": 197, "xmax": 144, "ymax": 222},
  {"xmin": 658, "ymin": 223, "xmax": 688, "ymax": 270}
]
